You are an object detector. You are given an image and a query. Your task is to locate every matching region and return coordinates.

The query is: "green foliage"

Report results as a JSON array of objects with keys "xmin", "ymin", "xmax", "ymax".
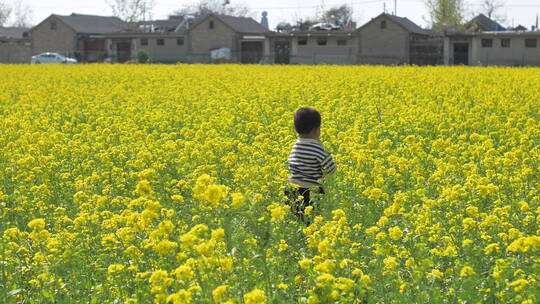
[
  {"xmin": 425, "ymin": 0, "xmax": 467, "ymax": 31},
  {"xmin": 135, "ymin": 50, "xmax": 150, "ymax": 63}
]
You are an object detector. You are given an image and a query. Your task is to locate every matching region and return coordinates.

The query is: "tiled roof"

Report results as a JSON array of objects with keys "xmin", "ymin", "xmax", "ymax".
[
  {"xmin": 385, "ymin": 14, "xmax": 429, "ymax": 35},
  {"xmin": 216, "ymin": 14, "xmax": 269, "ymax": 33},
  {"xmin": 0, "ymin": 27, "xmax": 30, "ymax": 39},
  {"xmin": 137, "ymin": 18, "xmax": 184, "ymax": 32},
  {"xmin": 358, "ymin": 13, "xmax": 429, "ymax": 35},
  {"xmin": 54, "ymin": 13, "xmax": 127, "ymax": 34},
  {"xmin": 466, "ymin": 14, "xmax": 506, "ymax": 32},
  {"xmin": 191, "ymin": 14, "xmax": 269, "ymax": 34}
]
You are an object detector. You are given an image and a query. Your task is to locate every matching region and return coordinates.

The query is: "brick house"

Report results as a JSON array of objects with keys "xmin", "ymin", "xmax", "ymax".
[
  {"xmin": 31, "ymin": 13, "xmax": 127, "ymax": 62},
  {"xmin": 187, "ymin": 14, "xmax": 270, "ymax": 63},
  {"xmin": 356, "ymin": 13, "xmax": 442, "ymax": 65}
]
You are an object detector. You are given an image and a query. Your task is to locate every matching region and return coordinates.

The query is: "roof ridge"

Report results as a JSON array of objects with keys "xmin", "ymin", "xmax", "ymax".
[{"xmin": 69, "ymin": 13, "xmax": 117, "ymax": 18}]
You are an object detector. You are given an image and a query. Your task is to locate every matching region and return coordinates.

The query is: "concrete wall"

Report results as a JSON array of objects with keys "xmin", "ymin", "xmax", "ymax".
[
  {"xmin": 358, "ymin": 15, "xmax": 410, "ymax": 64},
  {"xmin": 0, "ymin": 40, "xmax": 32, "ymax": 63},
  {"xmin": 473, "ymin": 36, "xmax": 540, "ymax": 66},
  {"xmin": 443, "ymin": 37, "xmax": 450, "ymax": 65},
  {"xmin": 291, "ymin": 35, "xmax": 358, "ymax": 64},
  {"xmin": 31, "ymin": 16, "xmax": 77, "ymax": 56},
  {"xmin": 189, "ymin": 16, "xmax": 238, "ymax": 62},
  {"xmin": 133, "ymin": 36, "xmax": 188, "ymax": 62}
]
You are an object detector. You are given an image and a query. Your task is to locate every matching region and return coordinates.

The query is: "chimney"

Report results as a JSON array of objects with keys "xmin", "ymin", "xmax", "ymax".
[{"xmin": 261, "ymin": 11, "xmax": 269, "ymax": 30}]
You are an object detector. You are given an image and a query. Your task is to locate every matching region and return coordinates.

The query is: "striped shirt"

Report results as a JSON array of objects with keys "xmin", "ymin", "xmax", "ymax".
[{"xmin": 287, "ymin": 138, "xmax": 336, "ymax": 187}]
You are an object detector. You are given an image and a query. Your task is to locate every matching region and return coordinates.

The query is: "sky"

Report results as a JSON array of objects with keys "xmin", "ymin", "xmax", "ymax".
[{"xmin": 11, "ymin": 0, "xmax": 540, "ymax": 30}]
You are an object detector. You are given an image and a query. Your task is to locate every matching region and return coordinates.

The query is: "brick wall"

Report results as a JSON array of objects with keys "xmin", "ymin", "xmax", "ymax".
[
  {"xmin": 31, "ymin": 16, "xmax": 77, "ymax": 56},
  {"xmin": 358, "ymin": 15, "xmax": 410, "ymax": 64},
  {"xmin": 189, "ymin": 16, "xmax": 237, "ymax": 62},
  {"xmin": 0, "ymin": 40, "xmax": 32, "ymax": 63}
]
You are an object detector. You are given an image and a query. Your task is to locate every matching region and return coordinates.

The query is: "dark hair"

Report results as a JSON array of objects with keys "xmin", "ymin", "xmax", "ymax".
[{"xmin": 294, "ymin": 107, "xmax": 321, "ymax": 135}]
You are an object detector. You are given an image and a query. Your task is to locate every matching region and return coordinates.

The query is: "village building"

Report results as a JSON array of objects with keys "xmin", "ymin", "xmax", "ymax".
[
  {"xmin": 356, "ymin": 13, "xmax": 442, "ymax": 65},
  {"xmin": 444, "ymin": 31, "xmax": 540, "ymax": 66},
  {"xmin": 104, "ymin": 16, "xmax": 187, "ymax": 63},
  {"xmin": 266, "ymin": 30, "xmax": 358, "ymax": 64},
  {"xmin": 186, "ymin": 14, "xmax": 270, "ymax": 63},
  {"xmin": 444, "ymin": 14, "xmax": 540, "ymax": 66},
  {"xmin": 105, "ymin": 31, "xmax": 188, "ymax": 63},
  {"xmin": 2, "ymin": 10, "xmax": 536, "ymax": 67},
  {"xmin": 103, "ymin": 14, "xmax": 270, "ymax": 63},
  {"xmin": 0, "ymin": 27, "xmax": 31, "ymax": 63},
  {"xmin": 31, "ymin": 13, "xmax": 127, "ymax": 62}
]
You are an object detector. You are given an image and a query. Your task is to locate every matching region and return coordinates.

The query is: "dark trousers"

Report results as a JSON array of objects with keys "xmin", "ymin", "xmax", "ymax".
[{"xmin": 284, "ymin": 186, "xmax": 325, "ymax": 225}]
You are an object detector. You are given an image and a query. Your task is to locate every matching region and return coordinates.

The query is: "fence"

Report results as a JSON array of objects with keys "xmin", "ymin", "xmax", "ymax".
[{"xmin": 18, "ymin": 50, "xmax": 445, "ymax": 66}]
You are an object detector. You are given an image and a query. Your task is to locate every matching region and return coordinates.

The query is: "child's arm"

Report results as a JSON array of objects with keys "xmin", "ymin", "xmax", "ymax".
[{"xmin": 321, "ymin": 151, "xmax": 336, "ymax": 175}]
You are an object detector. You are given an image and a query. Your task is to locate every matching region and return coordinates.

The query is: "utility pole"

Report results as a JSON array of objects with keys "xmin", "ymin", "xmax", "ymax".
[{"xmin": 394, "ymin": 0, "xmax": 397, "ymax": 15}]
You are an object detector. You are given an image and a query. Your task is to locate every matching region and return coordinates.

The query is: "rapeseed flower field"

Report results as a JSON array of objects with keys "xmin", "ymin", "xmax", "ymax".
[{"xmin": 0, "ymin": 64, "xmax": 539, "ymax": 303}]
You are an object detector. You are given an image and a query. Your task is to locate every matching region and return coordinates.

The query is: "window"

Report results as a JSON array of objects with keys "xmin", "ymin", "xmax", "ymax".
[
  {"xmin": 381, "ymin": 21, "xmax": 387, "ymax": 29},
  {"xmin": 337, "ymin": 39, "xmax": 347, "ymax": 46},
  {"xmin": 50, "ymin": 21, "xmax": 57, "ymax": 30},
  {"xmin": 141, "ymin": 38, "xmax": 148, "ymax": 46},
  {"xmin": 317, "ymin": 38, "xmax": 327, "ymax": 46},
  {"xmin": 177, "ymin": 37, "xmax": 184, "ymax": 46},
  {"xmin": 525, "ymin": 38, "xmax": 537, "ymax": 48},
  {"xmin": 501, "ymin": 38, "xmax": 510, "ymax": 48},
  {"xmin": 481, "ymin": 38, "xmax": 493, "ymax": 48},
  {"xmin": 298, "ymin": 37, "xmax": 308, "ymax": 45},
  {"xmin": 209, "ymin": 20, "xmax": 214, "ymax": 29},
  {"xmin": 157, "ymin": 39, "xmax": 164, "ymax": 46}
]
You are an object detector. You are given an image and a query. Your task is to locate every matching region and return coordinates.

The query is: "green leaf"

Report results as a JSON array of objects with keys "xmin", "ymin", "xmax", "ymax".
[
  {"xmin": 8, "ymin": 288, "xmax": 22, "ymax": 296},
  {"xmin": 42, "ymin": 289, "xmax": 55, "ymax": 300}
]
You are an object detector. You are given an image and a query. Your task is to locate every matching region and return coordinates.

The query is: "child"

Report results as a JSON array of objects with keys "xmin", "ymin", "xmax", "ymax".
[{"xmin": 285, "ymin": 107, "xmax": 336, "ymax": 224}]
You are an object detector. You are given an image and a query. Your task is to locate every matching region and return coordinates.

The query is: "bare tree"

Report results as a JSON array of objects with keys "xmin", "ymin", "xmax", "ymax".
[
  {"xmin": 321, "ymin": 4, "xmax": 353, "ymax": 27},
  {"xmin": 289, "ymin": 3, "xmax": 355, "ymax": 31},
  {"xmin": 106, "ymin": 0, "xmax": 155, "ymax": 23},
  {"xmin": 425, "ymin": 0, "xmax": 467, "ymax": 31},
  {"xmin": 0, "ymin": 0, "xmax": 11, "ymax": 26},
  {"xmin": 10, "ymin": 1, "xmax": 33, "ymax": 27},
  {"xmin": 174, "ymin": 0, "xmax": 252, "ymax": 18},
  {"xmin": 480, "ymin": 0, "xmax": 506, "ymax": 23}
]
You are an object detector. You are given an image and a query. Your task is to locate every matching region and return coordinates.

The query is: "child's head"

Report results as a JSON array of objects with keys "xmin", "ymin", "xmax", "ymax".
[{"xmin": 294, "ymin": 107, "xmax": 321, "ymax": 139}]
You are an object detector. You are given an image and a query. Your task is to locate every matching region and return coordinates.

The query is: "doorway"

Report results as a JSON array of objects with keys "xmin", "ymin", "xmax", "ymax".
[
  {"xmin": 453, "ymin": 43, "xmax": 469, "ymax": 65},
  {"xmin": 241, "ymin": 41, "xmax": 263, "ymax": 63},
  {"xmin": 83, "ymin": 39, "xmax": 105, "ymax": 62},
  {"xmin": 274, "ymin": 41, "xmax": 290, "ymax": 64},
  {"xmin": 116, "ymin": 41, "xmax": 132, "ymax": 63}
]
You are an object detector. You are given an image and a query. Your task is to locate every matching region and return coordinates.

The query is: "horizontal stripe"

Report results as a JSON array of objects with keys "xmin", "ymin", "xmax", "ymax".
[
  {"xmin": 288, "ymin": 154, "xmax": 319, "ymax": 165},
  {"xmin": 320, "ymin": 154, "xmax": 334, "ymax": 167},
  {"xmin": 290, "ymin": 171, "xmax": 322, "ymax": 178},
  {"xmin": 292, "ymin": 146, "xmax": 327, "ymax": 160},
  {"xmin": 290, "ymin": 176, "xmax": 320, "ymax": 184},
  {"xmin": 288, "ymin": 160, "xmax": 320, "ymax": 169},
  {"xmin": 287, "ymin": 139, "xmax": 335, "ymax": 184}
]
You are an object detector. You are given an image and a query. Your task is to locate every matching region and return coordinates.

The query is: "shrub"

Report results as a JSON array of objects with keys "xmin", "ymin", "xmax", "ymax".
[{"xmin": 135, "ymin": 50, "xmax": 150, "ymax": 63}]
